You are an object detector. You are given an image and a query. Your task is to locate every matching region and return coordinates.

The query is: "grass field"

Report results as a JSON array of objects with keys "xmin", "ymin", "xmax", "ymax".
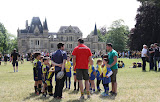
[{"xmin": 0, "ymin": 58, "xmax": 160, "ymax": 102}]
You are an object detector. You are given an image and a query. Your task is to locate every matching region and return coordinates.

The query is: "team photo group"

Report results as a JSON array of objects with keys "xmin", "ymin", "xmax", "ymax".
[{"xmin": 31, "ymin": 38, "xmax": 118, "ymax": 100}]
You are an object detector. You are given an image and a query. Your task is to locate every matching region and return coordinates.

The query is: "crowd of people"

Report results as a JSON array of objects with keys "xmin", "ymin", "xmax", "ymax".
[
  {"xmin": 118, "ymin": 51, "xmax": 141, "ymax": 59},
  {"xmin": 141, "ymin": 43, "xmax": 160, "ymax": 72},
  {"xmin": 31, "ymin": 39, "xmax": 118, "ymax": 100}
]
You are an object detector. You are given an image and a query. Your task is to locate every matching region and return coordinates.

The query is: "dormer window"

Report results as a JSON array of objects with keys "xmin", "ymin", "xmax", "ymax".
[{"xmin": 69, "ymin": 30, "xmax": 71, "ymax": 33}]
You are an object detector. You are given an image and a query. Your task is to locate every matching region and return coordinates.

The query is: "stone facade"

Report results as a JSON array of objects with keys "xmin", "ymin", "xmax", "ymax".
[{"xmin": 17, "ymin": 17, "xmax": 106, "ymax": 54}]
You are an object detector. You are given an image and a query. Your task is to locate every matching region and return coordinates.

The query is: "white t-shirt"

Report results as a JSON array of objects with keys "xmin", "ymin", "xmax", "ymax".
[{"xmin": 141, "ymin": 48, "xmax": 147, "ymax": 57}]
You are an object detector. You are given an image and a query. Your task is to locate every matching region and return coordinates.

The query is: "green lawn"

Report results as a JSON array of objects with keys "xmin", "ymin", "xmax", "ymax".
[{"xmin": 0, "ymin": 58, "xmax": 160, "ymax": 102}]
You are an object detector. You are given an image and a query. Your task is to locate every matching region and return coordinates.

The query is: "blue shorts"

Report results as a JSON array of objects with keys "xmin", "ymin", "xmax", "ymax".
[
  {"xmin": 38, "ymin": 68, "xmax": 42, "ymax": 80},
  {"xmin": 102, "ymin": 77, "xmax": 111, "ymax": 84},
  {"xmin": 66, "ymin": 72, "xmax": 71, "ymax": 77},
  {"xmin": 90, "ymin": 75, "xmax": 95, "ymax": 80},
  {"xmin": 33, "ymin": 73, "xmax": 38, "ymax": 81},
  {"xmin": 12, "ymin": 61, "xmax": 18, "ymax": 67},
  {"xmin": 73, "ymin": 73, "xmax": 76, "ymax": 75}
]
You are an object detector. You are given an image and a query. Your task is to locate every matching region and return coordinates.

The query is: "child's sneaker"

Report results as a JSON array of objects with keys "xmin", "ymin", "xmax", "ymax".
[
  {"xmin": 87, "ymin": 95, "xmax": 91, "ymax": 99},
  {"xmin": 79, "ymin": 95, "xmax": 84, "ymax": 100},
  {"xmin": 101, "ymin": 92, "xmax": 106, "ymax": 96},
  {"xmin": 42, "ymin": 94, "xmax": 46, "ymax": 97},
  {"xmin": 49, "ymin": 93, "xmax": 53, "ymax": 96},
  {"xmin": 98, "ymin": 89, "xmax": 101, "ymax": 92},
  {"xmin": 102, "ymin": 93, "xmax": 109, "ymax": 97}
]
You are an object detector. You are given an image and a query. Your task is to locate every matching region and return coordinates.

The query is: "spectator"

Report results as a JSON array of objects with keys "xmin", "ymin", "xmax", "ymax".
[
  {"xmin": 149, "ymin": 44, "xmax": 154, "ymax": 71},
  {"xmin": 141, "ymin": 45, "xmax": 148, "ymax": 72},
  {"xmin": 153, "ymin": 43, "xmax": 160, "ymax": 71},
  {"xmin": 10, "ymin": 48, "xmax": 20, "ymax": 72}
]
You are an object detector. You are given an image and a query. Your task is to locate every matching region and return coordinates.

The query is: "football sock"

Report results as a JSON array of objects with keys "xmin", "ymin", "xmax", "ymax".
[
  {"xmin": 87, "ymin": 91, "xmax": 90, "ymax": 95},
  {"xmin": 81, "ymin": 92, "xmax": 84, "ymax": 96},
  {"xmin": 38, "ymin": 84, "xmax": 42, "ymax": 94},
  {"xmin": 74, "ymin": 82, "xmax": 76, "ymax": 90},
  {"xmin": 34, "ymin": 86, "xmax": 37, "ymax": 93},
  {"xmin": 78, "ymin": 82, "xmax": 79, "ymax": 90}
]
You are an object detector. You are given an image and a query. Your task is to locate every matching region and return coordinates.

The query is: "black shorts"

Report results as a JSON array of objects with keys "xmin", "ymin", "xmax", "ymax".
[
  {"xmin": 76, "ymin": 69, "xmax": 89, "ymax": 80},
  {"xmin": 12, "ymin": 61, "xmax": 18, "ymax": 67}
]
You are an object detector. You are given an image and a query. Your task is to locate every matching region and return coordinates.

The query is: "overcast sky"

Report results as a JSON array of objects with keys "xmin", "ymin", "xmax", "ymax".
[{"xmin": 0, "ymin": 0, "xmax": 140, "ymax": 38}]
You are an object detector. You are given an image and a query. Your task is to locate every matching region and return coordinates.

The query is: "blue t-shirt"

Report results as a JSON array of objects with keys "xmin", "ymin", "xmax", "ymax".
[{"xmin": 52, "ymin": 50, "xmax": 67, "ymax": 71}]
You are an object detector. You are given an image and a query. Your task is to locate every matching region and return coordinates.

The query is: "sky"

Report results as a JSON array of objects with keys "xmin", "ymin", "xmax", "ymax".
[{"xmin": 0, "ymin": 0, "xmax": 141, "ymax": 38}]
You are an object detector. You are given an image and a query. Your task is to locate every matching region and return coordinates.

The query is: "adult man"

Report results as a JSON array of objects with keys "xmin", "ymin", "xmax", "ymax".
[
  {"xmin": 153, "ymin": 43, "xmax": 160, "ymax": 71},
  {"xmin": 72, "ymin": 38, "xmax": 92, "ymax": 99},
  {"xmin": 141, "ymin": 45, "xmax": 148, "ymax": 71},
  {"xmin": 149, "ymin": 44, "xmax": 154, "ymax": 71},
  {"xmin": 106, "ymin": 43, "xmax": 118, "ymax": 96},
  {"xmin": 10, "ymin": 49, "xmax": 20, "ymax": 72},
  {"xmin": 51, "ymin": 43, "xmax": 67, "ymax": 99}
]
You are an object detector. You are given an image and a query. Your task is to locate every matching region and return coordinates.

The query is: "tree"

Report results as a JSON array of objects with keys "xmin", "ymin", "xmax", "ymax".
[
  {"xmin": 137, "ymin": 0, "xmax": 160, "ymax": 6},
  {"xmin": 129, "ymin": 1, "xmax": 160, "ymax": 50},
  {"xmin": 0, "ymin": 23, "xmax": 8, "ymax": 54},
  {"xmin": 107, "ymin": 19, "xmax": 129, "ymax": 51},
  {"xmin": 0, "ymin": 22, "xmax": 17, "ymax": 54}
]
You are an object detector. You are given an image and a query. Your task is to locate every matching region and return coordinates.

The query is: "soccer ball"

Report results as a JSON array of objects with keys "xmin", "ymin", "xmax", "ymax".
[{"xmin": 56, "ymin": 71, "xmax": 64, "ymax": 79}]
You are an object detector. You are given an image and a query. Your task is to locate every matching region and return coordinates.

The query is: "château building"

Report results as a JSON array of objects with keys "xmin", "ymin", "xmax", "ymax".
[{"xmin": 17, "ymin": 17, "xmax": 106, "ymax": 54}]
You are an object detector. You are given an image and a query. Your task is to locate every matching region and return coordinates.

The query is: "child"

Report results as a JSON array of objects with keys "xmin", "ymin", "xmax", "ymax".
[
  {"xmin": 137, "ymin": 61, "xmax": 142, "ymax": 67},
  {"xmin": 33, "ymin": 52, "xmax": 42, "ymax": 95},
  {"xmin": 96, "ymin": 59, "xmax": 103, "ymax": 92},
  {"xmin": 88, "ymin": 59, "xmax": 96, "ymax": 94},
  {"xmin": 42, "ymin": 57, "xmax": 50, "ymax": 97},
  {"xmin": 4, "ymin": 54, "xmax": 8, "ymax": 65},
  {"xmin": 118, "ymin": 60, "xmax": 122, "ymax": 68},
  {"xmin": 46, "ymin": 66, "xmax": 55, "ymax": 96},
  {"xmin": 121, "ymin": 61, "xmax": 125, "ymax": 67},
  {"xmin": 101, "ymin": 58, "xmax": 113, "ymax": 96},
  {"xmin": 133, "ymin": 62, "xmax": 137, "ymax": 68},
  {"xmin": 73, "ymin": 69, "xmax": 79, "ymax": 91},
  {"xmin": 21, "ymin": 55, "xmax": 24, "ymax": 64},
  {"xmin": 65, "ymin": 56, "xmax": 73, "ymax": 89}
]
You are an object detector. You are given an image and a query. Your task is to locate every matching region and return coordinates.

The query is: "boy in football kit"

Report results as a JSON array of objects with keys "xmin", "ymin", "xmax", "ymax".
[
  {"xmin": 88, "ymin": 59, "xmax": 96, "ymax": 94},
  {"xmin": 96, "ymin": 60, "xmax": 103, "ymax": 91},
  {"xmin": 65, "ymin": 56, "xmax": 73, "ymax": 89},
  {"xmin": 33, "ymin": 52, "xmax": 42, "ymax": 95},
  {"xmin": 101, "ymin": 58, "xmax": 113, "ymax": 96},
  {"xmin": 42, "ymin": 57, "xmax": 50, "ymax": 97}
]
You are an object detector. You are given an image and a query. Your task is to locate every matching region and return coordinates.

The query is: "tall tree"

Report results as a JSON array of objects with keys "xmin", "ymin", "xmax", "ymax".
[
  {"xmin": 0, "ymin": 23, "xmax": 8, "ymax": 54},
  {"xmin": 0, "ymin": 22, "xmax": 17, "ymax": 54},
  {"xmin": 107, "ymin": 19, "xmax": 129, "ymax": 51},
  {"xmin": 129, "ymin": 1, "xmax": 160, "ymax": 50}
]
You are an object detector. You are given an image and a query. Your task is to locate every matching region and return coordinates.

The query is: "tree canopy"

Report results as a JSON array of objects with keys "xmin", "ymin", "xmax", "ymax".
[
  {"xmin": 129, "ymin": 1, "xmax": 160, "ymax": 50},
  {"xmin": 0, "ymin": 22, "xmax": 17, "ymax": 54}
]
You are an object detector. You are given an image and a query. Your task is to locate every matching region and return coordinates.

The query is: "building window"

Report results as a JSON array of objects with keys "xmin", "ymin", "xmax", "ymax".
[
  {"xmin": 66, "ymin": 44, "xmax": 68, "ymax": 48},
  {"xmin": 69, "ymin": 30, "xmax": 71, "ymax": 33},
  {"xmin": 51, "ymin": 44, "xmax": 54, "ymax": 48},
  {"xmin": 67, "ymin": 37, "xmax": 68, "ymax": 41},
  {"xmin": 31, "ymin": 40, "xmax": 34, "ymax": 47},
  {"xmin": 35, "ymin": 40, "xmax": 39, "ymax": 45},
  {"xmin": 22, "ymin": 40, "xmax": 25, "ymax": 46},
  {"xmin": 61, "ymin": 36, "xmax": 63, "ymax": 41},
  {"xmin": 69, "ymin": 44, "xmax": 72, "ymax": 48}
]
